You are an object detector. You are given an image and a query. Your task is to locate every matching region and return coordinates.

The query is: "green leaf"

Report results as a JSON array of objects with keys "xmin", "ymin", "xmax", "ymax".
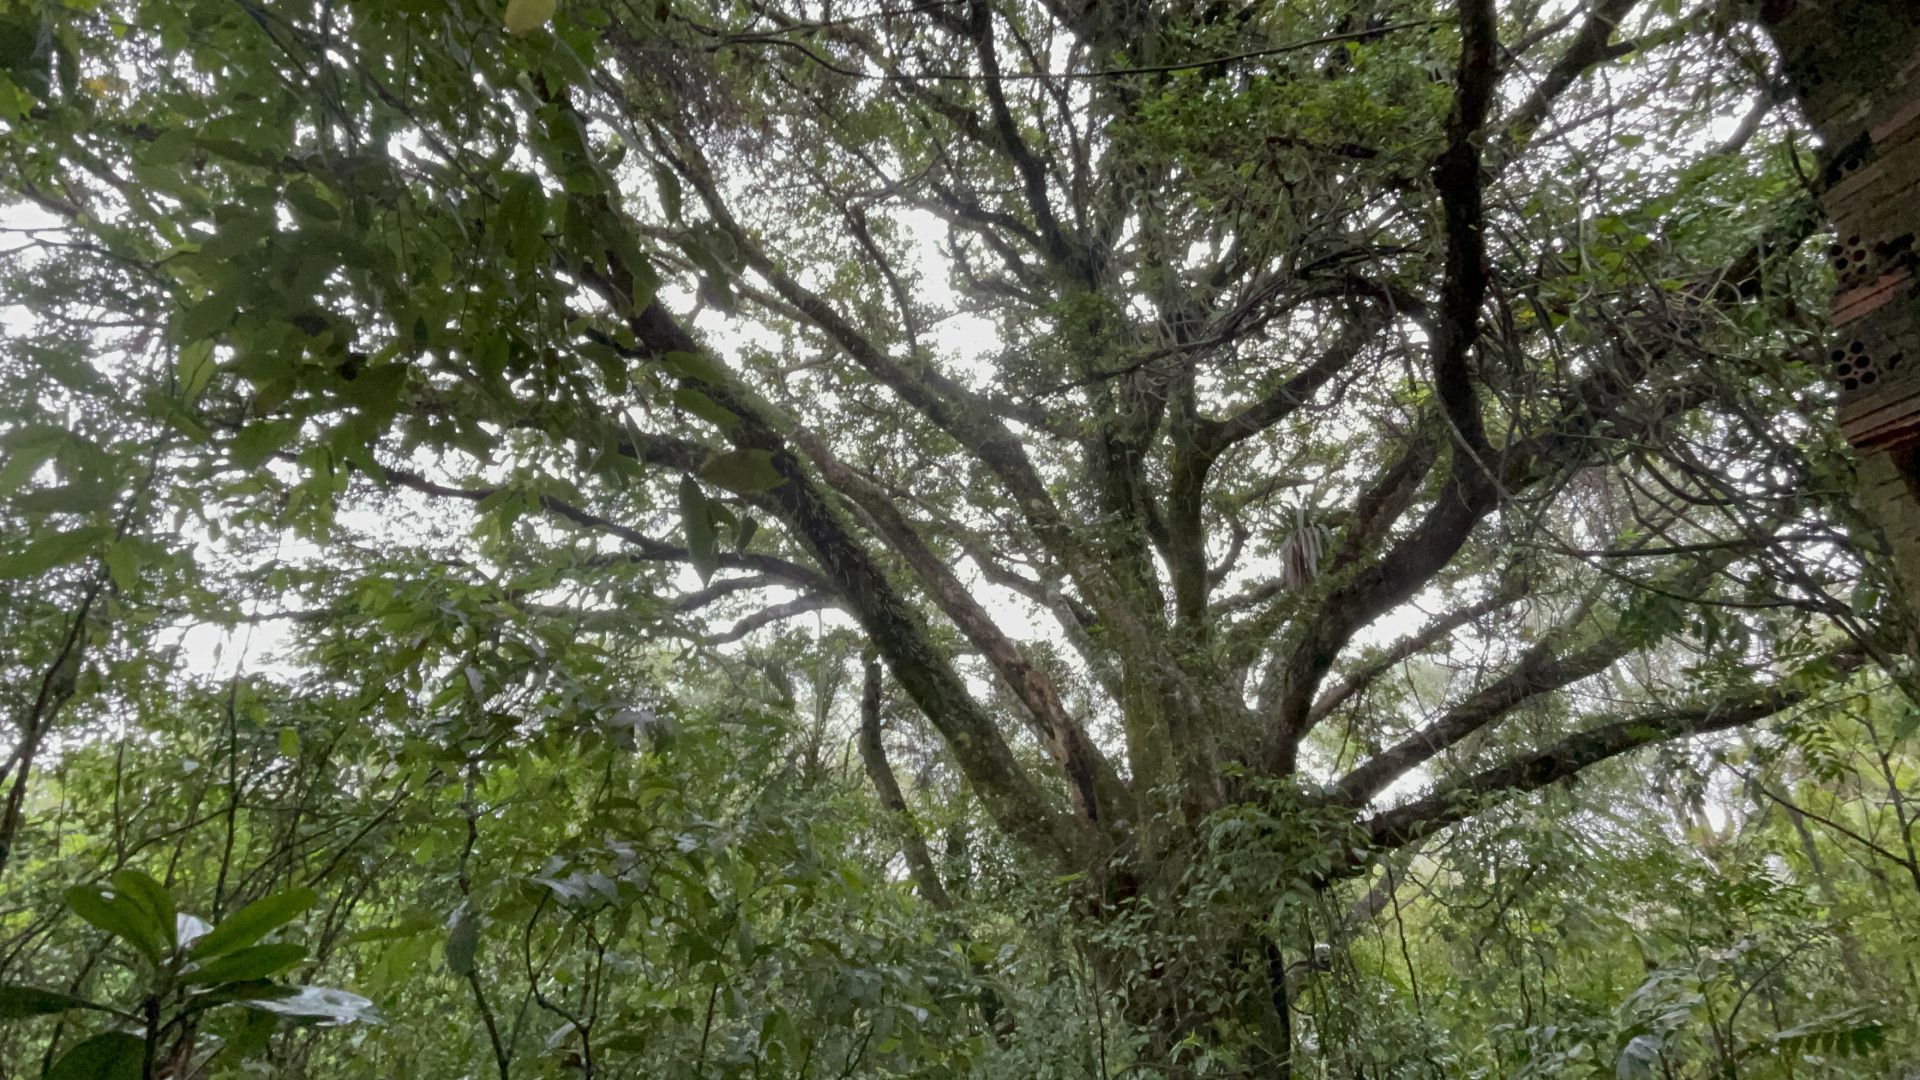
[
  {"xmin": 66, "ymin": 882, "xmax": 169, "ymax": 962},
  {"xmin": 0, "ymin": 11, "xmax": 52, "ymax": 100},
  {"xmin": 600, "ymin": 1031, "xmax": 651, "ymax": 1054},
  {"xmin": 698, "ymin": 449, "xmax": 784, "ymax": 494},
  {"xmin": 678, "ymin": 477, "xmax": 718, "ymax": 586},
  {"xmin": 653, "ymin": 163, "xmax": 683, "ymax": 222},
  {"xmin": 0, "ymin": 427, "xmax": 61, "ymax": 496},
  {"xmin": 504, "ymin": 0, "xmax": 557, "ymax": 34},
  {"xmin": 176, "ymin": 339, "xmax": 216, "ymax": 402},
  {"xmin": 104, "ymin": 540, "xmax": 139, "ymax": 592},
  {"xmin": 0, "ymin": 527, "xmax": 111, "ymax": 578},
  {"xmin": 278, "ymin": 727, "xmax": 300, "ymax": 758},
  {"xmin": 185, "ymin": 943, "xmax": 309, "ymax": 986},
  {"xmin": 13, "ymin": 481, "xmax": 120, "ymax": 516},
  {"xmin": 1616, "ymin": 1033, "xmax": 1661, "ymax": 1080},
  {"xmin": 626, "ymin": 255, "xmax": 660, "ymax": 310},
  {"xmin": 0, "ymin": 985, "xmax": 105, "ymax": 1020},
  {"xmin": 191, "ymin": 887, "xmax": 317, "ymax": 960},
  {"xmin": 110, "ymin": 870, "xmax": 177, "ymax": 953},
  {"xmin": 1768, "ymin": 1013, "xmax": 1885, "ymax": 1058},
  {"xmin": 496, "ymin": 173, "xmax": 547, "ymax": 266},
  {"xmin": 214, "ymin": 1006, "xmax": 278, "ymax": 1064},
  {"xmin": 661, "ymin": 350, "xmax": 729, "ymax": 386},
  {"xmin": 444, "ymin": 905, "xmax": 478, "ymax": 977},
  {"xmin": 228, "ymin": 418, "xmax": 302, "ymax": 469},
  {"xmin": 48, "ymin": 1032, "xmax": 144, "ymax": 1080},
  {"xmin": 284, "ymin": 178, "xmax": 338, "ymax": 223},
  {"xmin": 13, "ymin": 479, "xmax": 119, "ymax": 515},
  {"xmin": 672, "ymin": 387, "xmax": 738, "ymax": 429}
]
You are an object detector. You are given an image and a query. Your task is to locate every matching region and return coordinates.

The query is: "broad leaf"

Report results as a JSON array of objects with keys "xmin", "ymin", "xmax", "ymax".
[
  {"xmin": 698, "ymin": 449, "xmax": 785, "ymax": 494},
  {"xmin": 191, "ymin": 887, "xmax": 317, "ymax": 960},
  {"xmin": 66, "ymin": 883, "xmax": 168, "ymax": 963},
  {"xmin": 47, "ymin": 1031, "xmax": 143, "ymax": 1080},
  {"xmin": 0, "ymin": 985, "xmax": 104, "ymax": 1020},
  {"xmin": 503, "ymin": 0, "xmax": 557, "ymax": 34},
  {"xmin": 444, "ymin": 905, "xmax": 479, "ymax": 977},
  {"xmin": 0, "ymin": 527, "xmax": 111, "ymax": 578},
  {"xmin": 109, "ymin": 871, "xmax": 176, "ymax": 953},
  {"xmin": 184, "ymin": 943, "xmax": 309, "ymax": 986},
  {"xmin": 678, "ymin": 477, "xmax": 718, "ymax": 585}
]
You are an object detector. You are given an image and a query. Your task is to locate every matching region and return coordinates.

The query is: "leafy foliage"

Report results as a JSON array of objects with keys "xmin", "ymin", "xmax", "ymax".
[{"xmin": 1, "ymin": 0, "xmax": 1917, "ymax": 1076}]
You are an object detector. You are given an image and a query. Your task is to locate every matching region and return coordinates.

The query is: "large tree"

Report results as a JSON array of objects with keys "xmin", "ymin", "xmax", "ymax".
[{"xmin": 0, "ymin": 0, "xmax": 1898, "ymax": 1070}]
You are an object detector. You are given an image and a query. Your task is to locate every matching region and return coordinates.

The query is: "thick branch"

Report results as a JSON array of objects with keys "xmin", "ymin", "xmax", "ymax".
[
  {"xmin": 702, "ymin": 595, "xmax": 834, "ymax": 645},
  {"xmin": 1361, "ymin": 650, "xmax": 1864, "ymax": 851},
  {"xmin": 1329, "ymin": 530, "xmax": 1752, "ymax": 806},
  {"xmin": 1429, "ymin": 0, "xmax": 1501, "ymax": 461},
  {"xmin": 1306, "ymin": 582, "xmax": 1528, "ymax": 729},
  {"xmin": 1330, "ymin": 623, "xmax": 1632, "ymax": 809},
  {"xmin": 582, "ymin": 248, "xmax": 1094, "ymax": 859},
  {"xmin": 794, "ymin": 431, "xmax": 1126, "ymax": 826},
  {"xmin": 1199, "ymin": 313, "xmax": 1385, "ymax": 456},
  {"xmin": 963, "ymin": 0, "xmax": 1085, "ymax": 280},
  {"xmin": 379, "ymin": 464, "xmax": 835, "ymax": 594},
  {"xmin": 1259, "ymin": 467, "xmax": 1501, "ymax": 773},
  {"xmin": 656, "ymin": 124, "xmax": 1178, "ymax": 689},
  {"xmin": 1496, "ymin": 0, "xmax": 1641, "ymax": 162}
]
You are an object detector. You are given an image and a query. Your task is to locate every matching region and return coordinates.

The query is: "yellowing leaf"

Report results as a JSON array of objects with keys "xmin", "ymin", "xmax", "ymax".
[{"xmin": 503, "ymin": 0, "xmax": 557, "ymax": 34}]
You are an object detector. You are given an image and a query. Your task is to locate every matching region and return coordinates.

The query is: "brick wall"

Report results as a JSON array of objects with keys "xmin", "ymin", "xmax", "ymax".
[{"xmin": 1759, "ymin": 0, "xmax": 1920, "ymax": 620}]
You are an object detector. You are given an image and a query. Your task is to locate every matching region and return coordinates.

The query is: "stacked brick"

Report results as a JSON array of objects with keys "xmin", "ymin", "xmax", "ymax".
[{"xmin": 1760, "ymin": 0, "xmax": 1920, "ymax": 615}]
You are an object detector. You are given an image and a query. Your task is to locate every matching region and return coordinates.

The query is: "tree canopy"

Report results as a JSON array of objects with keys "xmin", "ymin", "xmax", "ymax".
[{"xmin": 1, "ymin": 0, "xmax": 1917, "ymax": 1076}]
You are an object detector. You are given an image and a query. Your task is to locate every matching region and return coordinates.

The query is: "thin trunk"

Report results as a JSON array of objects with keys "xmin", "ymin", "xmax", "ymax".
[
  {"xmin": 0, "ymin": 582, "xmax": 101, "ymax": 879},
  {"xmin": 1263, "ymin": 942, "xmax": 1295, "ymax": 1080},
  {"xmin": 856, "ymin": 656, "xmax": 952, "ymax": 911}
]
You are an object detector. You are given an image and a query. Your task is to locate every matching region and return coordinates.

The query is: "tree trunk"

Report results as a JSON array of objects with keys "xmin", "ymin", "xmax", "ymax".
[{"xmin": 1081, "ymin": 864, "xmax": 1297, "ymax": 1079}]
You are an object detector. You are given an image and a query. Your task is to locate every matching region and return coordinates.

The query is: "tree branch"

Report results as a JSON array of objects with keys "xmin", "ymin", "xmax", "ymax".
[
  {"xmin": 1429, "ymin": 0, "xmax": 1501, "ymax": 462},
  {"xmin": 791, "ymin": 428, "xmax": 1126, "ymax": 825},
  {"xmin": 1306, "ymin": 582, "xmax": 1528, "ymax": 730},
  {"xmin": 1360, "ymin": 648, "xmax": 1864, "ymax": 852},
  {"xmin": 1199, "ymin": 311, "xmax": 1387, "ymax": 456},
  {"xmin": 858, "ymin": 656, "xmax": 955, "ymax": 910},
  {"xmin": 1495, "ymin": 0, "xmax": 1642, "ymax": 164},
  {"xmin": 378, "ymin": 464, "xmax": 834, "ymax": 595},
  {"xmin": 701, "ymin": 595, "xmax": 834, "ymax": 645}
]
